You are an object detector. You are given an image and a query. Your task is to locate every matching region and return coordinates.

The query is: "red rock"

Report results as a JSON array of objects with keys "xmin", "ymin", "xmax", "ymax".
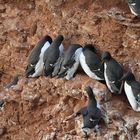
[
  {"xmin": 0, "ymin": 127, "xmax": 6, "ymax": 136},
  {"xmin": 0, "ymin": 0, "xmax": 140, "ymax": 139}
]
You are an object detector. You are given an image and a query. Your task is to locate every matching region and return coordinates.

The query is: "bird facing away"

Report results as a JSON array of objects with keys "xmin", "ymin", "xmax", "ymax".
[
  {"xmin": 56, "ymin": 44, "xmax": 82, "ymax": 80},
  {"xmin": 127, "ymin": 0, "xmax": 140, "ymax": 16},
  {"xmin": 75, "ymin": 86, "xmax": 102, "ymax": 129},
  {"xmin": 79, "ymin": 44, "xmax": 104, "ymax": 81},
  {"xmin": 102, "ymin": 52, "xmax": 124, "ymax": 94},
  {"xmin": 120, "ymin": 72, "xmax": 140, "ymax": 112},
  {"xmin": 43, "ymin": 35, "xmax": 64, "ymax": 76},
  {"xmin": 25, "ymin": 35, "xmax": 52, "ymax": 77}
]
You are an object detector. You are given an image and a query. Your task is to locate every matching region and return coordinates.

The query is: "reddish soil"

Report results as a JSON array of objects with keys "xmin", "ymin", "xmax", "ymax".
[{"xmin": 0, "ymin": 0, "xmax": 140, "ymax": 139}]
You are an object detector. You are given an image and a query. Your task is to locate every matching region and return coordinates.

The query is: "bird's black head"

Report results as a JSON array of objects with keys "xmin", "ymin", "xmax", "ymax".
[
  {"xmin": 25, "ymin": 64, "xmax": 35, "ymax": 77},
  {"xmin": 51, "ymin": 35, "xmax": 64, "ymax": 48},
  {"xmin": 83, "ymin": 44, "xmax": 98, "ymax": 54},
  {"xmin": 54, "ymin": 35, "xmax": 64, "ymax": 43},
  {"xmin": 44, "ymin": 35, "xmax": 52, "ymax": 44},
  {"xmin": 120, "ymin": 71, "xmax": 135, "ymax": 82},
  {"xmin": 84, "ymin": 86, "xmax": 95, "ymax": 99},
  {"xmin": 101, "ymin": 51, "xmax": 112, "ymax": 62}
]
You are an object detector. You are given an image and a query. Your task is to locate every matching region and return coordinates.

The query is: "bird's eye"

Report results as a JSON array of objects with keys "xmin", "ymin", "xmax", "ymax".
[{"xmin": 50, "ymin": 64, "xmax": 53, "ymax": 67}]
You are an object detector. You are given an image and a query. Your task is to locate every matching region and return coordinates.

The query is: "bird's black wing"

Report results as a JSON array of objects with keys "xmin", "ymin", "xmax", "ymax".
[
  {"xmin": 130, "ymin": 81, "xmax": 140, "ymax": 102},
  {"xmin": 82, "ymin": 108, "xmax": 101, "ymax": 129},
  {"xmin": 52, "ymin": 54, "xmax": 64, "ymax": 77},
  {"xmin": 43, "ymin": 46, "xmax": 60, "ymax": 65},
  {"xmin": 28, "ymin": 47, "xmax": 41, "ymax": 65},
  {"xmin": 106, "ymin": 59, "xmax": 123, "ymax": 81},
  {"xmin": 90, "ymin": 108, "xmax": 102, "ymax": 121},
  {"xmin": 84, "ymin": 50, "xmax": 101, "ymax": 71},
  {"xmin": 28, "ymin": 36, "xmax": 49, "ymax": 65},
  {"xmin": 63, "ymin": 45, "xmax": 81, "ymax": 68},
  {"xmin": 64, "ymin": 53, "xmax": 76, "ymax": 69},
  {"xmin": 106, "ymin": 59, "xmax": 123, "ymax": 91},
  {"xmin": 84, "ymin": 50, "xmax": 104, "ymax": 79}
]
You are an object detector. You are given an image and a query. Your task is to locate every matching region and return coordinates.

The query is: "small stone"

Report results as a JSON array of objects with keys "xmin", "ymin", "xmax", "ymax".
[
  {"xmin": 104, "ymin": 133, "xmax": 118, "ymax": 140},
  {"xmin": 119, "ymin": 134, "xmax": 127, "ymax": 140},
  {"xmin": 0, "ymin": 5, "xmax": 6, "ymax": 13},
  {"xmin": 62, "ymin": 134, "xmax": 73, "ymax": 140},
  {"xmin": 38, "ymin": 98, "xmax": 46, "ymax": 106},
  {"xmin": 30, "ymin": 22, "xmax": 37, "ymax": 36},
  {"xmin": 125, "ymin": 118, "xmax": 138, "ymax": 132},
  {"xmin": 0, "ymin": 127, "xmax": 6, "ymax": 136},
  {"xmin": 136, "ymin": 120, "xmax": 140, "ymax": 131}
]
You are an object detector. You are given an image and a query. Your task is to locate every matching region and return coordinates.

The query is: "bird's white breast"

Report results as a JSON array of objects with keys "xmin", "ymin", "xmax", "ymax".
[
  {"xmin": 59, "ymin": 44, "xmax": 64, "ymax": 56},
  {"xmin": 32, "ymin": 41, "xmax": 51, "ymax": 77},
  {"xmin": 104, "ymin": 63, "xmax": 114, "ymax": 93},
  {"xmin": 129, "ymin": 6, "xmax": 138, "ymax": 16},
  {"xmin": 79, "ymin": 52, "xmax": 102, "ymax": 80},
  {"xmin": 124, "ymin": 81, "xmax": 138, "ymax": 111}
]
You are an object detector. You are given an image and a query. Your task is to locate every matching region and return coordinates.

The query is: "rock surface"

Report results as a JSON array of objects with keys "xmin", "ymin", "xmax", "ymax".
[{"xmin": 0, "ymin": 0, "xmax": 140, "ymax": 139}]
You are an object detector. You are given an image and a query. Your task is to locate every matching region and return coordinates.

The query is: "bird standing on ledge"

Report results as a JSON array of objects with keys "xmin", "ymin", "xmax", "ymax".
[
  {"xmin": 101, "ymin": 52, "xmax": 123, "ymax": 94},
  {"xmin": 120, "ymin": 72, "xmax": 140, "ymax": 112},
  {"xmin": 25, "ymin": 35, "xmax": 52, "ymax": 77}
]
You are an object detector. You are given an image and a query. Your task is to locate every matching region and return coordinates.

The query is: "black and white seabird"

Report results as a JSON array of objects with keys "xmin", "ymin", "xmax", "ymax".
[
  {"xmin": 127, "ymin": 0, "xmax": 140, "ymax": 16},
  {"xmin": 25, "ymin": 35, "xmax": 52, "ymax": 77},
  {"xmin": 101, "ymin": 52, "xmax": 123, "ymax": 94},
  {"xmin": 43, "ymin": 35, "xmax": 64, "ymax": 76},
  {"xmin": 79, "ymin": 44, "xmax": 104, "ymax": 81},
  {"xmin": 56, "ymin": 44, "xmax": 82, "ymax": 80},
  {"xmin": 120, "ymin": 72, "xmax": 140, "ymax": 112},
  {"xmin": 75, "ymin": 86, "xmax": 102, "ymax": 129}
]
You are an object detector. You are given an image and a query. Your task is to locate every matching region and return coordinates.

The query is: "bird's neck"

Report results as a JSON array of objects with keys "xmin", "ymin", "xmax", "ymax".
[
  {"xmin": 126, "ymin": 80, "xmax": 133, "ymax": 85},
  {"xmin": 88, "ymin": 98, "xmax": 97, "ymax": 108}
]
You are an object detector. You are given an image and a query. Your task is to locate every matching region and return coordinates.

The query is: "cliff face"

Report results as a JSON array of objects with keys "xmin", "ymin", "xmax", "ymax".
[{"xmin": 0, "ymin": 0, "xmax": 140, "ymax": 139}]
